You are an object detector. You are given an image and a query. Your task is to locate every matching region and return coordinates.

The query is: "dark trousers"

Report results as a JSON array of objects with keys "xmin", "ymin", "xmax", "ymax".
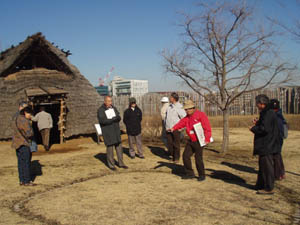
[
  {"xmin": 166, "ymin": 130, "xmax": 181, "ymax": 161},
  {"xmin": 256, "ymin": 154, "xmax": 275, "ymax": 191},
  {"xmin": 128, "ymin": 134, "xmax": 143, "ymax": 157},
  {"xmin": 183, "ymin": 140, "xmax": 205, "ymax": 177},
  {"xmin": 16, "ymin": 145, "xmax": 32, "ymax": 184},
  {"xmin": 273, "ymin": 153, "xmax": 285, "ymax": 180},
  {"xmin": 106, "ymin": 143, "xmax": 125, "ymax": 168}
]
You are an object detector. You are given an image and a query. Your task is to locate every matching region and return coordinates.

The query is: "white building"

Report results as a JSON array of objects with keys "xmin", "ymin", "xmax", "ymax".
[{"xmin": 110, "ymin": 76, "xmax": 149, "ymax": 97}]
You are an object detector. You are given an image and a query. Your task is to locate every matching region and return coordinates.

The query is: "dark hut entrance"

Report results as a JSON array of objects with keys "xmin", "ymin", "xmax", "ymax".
[{"xmin": 25, "ymin": 87, "xmax": 67, "ymax": 145}]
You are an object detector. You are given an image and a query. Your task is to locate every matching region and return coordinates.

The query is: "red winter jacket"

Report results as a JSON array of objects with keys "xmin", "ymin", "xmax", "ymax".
[{"xmin": 172, "ymin": 110, "xmax": 212, "ymax": 143}]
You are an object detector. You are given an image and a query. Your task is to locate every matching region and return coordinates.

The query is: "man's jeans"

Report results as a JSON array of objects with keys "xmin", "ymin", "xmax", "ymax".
[{"xmin": 16, "ymin": 145, "xmax": 31, "ymax": 184}]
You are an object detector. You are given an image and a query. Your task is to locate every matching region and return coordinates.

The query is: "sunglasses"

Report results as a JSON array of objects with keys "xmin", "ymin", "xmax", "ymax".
[{"xmin": 185, "ymin": 107, "xmax": 195, "ymax": 111}]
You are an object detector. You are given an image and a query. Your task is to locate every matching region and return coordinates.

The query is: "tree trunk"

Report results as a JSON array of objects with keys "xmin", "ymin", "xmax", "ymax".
[{"xmin": 221, "ymin": 109, "xmax": 230, "ymax": 154}]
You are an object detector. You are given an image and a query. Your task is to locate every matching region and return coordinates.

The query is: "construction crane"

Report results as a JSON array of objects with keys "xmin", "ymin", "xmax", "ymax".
[{"xmin": 99, "ymin": 67, "xmax": 114, "ymax": 86}]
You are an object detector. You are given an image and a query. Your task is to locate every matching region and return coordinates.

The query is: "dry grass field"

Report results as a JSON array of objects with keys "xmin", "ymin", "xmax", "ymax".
[{"xmin": 0, "ymin": 127, "xmax": 300, "ymax": 225}]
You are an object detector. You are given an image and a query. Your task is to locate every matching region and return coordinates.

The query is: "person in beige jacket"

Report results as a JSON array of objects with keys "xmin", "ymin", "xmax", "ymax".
[{"xmin": 32, "ymin": 107, "xmax": 53, "ymax": 151}]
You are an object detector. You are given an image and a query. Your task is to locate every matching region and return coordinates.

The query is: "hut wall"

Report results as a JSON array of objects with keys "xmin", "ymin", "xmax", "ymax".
[{"xmin": 0, "ymin": 68, "xmax": 103, "ymax": 140}]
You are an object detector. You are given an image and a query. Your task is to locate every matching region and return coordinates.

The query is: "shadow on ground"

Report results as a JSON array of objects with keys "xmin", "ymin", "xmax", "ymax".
[
  {"xmin": 31, "ymin": 160, "xmax": 43, "ymax": 182},
  {"xmin": 221, "ymin": 161, "xmax": 257, "ymax": 174},
  {"xmin": 206, "ymin": 168, "xmax": 256, "ymax": 190},
  {"xmin": 148, "ymin": 146, "xmax": 170, "ymax": 160},
  {"xmin": 204, "ymin": 147, "xmax": 220, "ymax": 154},
  {"xmin": 153, "ymin": 161, "xmax": 186, "ymax": 178},
  {"xmin": 122, "ymin": 147, "xmax": 131, "ymax": 158}
]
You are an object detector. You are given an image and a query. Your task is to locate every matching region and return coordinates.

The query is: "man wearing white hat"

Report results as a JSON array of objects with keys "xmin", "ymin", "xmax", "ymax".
[{"xmin": 160, "ymin": 97, "xmax": 169, "ymax": 147}]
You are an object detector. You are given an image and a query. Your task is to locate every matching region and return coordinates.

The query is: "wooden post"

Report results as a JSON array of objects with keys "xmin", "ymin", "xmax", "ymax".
[{"xmin": 59, "ymin": 99, "xmax": 66, "ymax": 143}]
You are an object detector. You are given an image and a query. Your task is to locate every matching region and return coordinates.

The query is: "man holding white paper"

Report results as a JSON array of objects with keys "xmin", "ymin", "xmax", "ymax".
[
  {"xmin": 97, "ymin": 96, "xmax": 128, "ymax": 171},
  {"xmin": 168, "ymin": 100, "xmax": 211, "ymax": 181}
]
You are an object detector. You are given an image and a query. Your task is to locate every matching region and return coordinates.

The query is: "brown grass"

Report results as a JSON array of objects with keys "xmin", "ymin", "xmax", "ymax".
[
  {"xmin": 0, "ymin": 128, "xmax": 299, "ymax": 224},
  {"xmin": 208, "ymin": 115, "xmax": 300, "ymax": 131}
]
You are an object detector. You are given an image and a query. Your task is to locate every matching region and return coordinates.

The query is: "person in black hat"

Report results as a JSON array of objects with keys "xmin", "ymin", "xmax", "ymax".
[
  {"xmin": 270, "ymin": 98, "xmax": 287, "ymax": 180},
  {"xmin": 12, "ymin": 100, "xmax": 28, "ymax": 121},
  {"xmin": 123, "ymin": 97, "xmax": 144, "ymax": 159},
  {"xmin": 250, "ymin": 94, "xmax": 281, "ymax": 195}
]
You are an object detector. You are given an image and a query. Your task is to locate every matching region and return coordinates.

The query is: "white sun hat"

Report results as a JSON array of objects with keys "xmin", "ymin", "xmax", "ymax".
[{"xmin": 161, "ymin": 97, "xmax": 169, "ymax": 103}]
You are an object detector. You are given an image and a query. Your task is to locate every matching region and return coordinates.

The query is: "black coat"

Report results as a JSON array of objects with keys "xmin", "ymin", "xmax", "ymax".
[
  {"xmin": 97, "ymin": 104, "xmax": 122, "ymax": 146},
  {"xmin": 123, "ymin": 106, "xmax": 142, "ymax": 136},
  {"xmin": 251, "ymin": 107, "xmax": 281, "ymax": 155}
]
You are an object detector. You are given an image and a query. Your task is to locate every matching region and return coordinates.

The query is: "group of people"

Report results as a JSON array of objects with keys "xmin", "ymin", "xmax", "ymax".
[
  {"xmin": 12, "ymin": 93, "xmax": 287, "ymax": 194},
  {"xmin": 98, "ymin": 93, "xmax": 212, "ymax": 182},
  {"xmin": 12, "ymin": 101, "xmax": 53, "ymax": 186}
]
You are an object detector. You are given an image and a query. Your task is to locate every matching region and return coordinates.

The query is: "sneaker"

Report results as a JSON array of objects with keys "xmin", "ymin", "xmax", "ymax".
[
  {"xmin": 256, "ymin": 190, "xmax": 274, "ymax": 195},
  {"xmin": 120, "ymin": 165, "xmax": 129, "ymax": 169},
  {"xmin": 138, "ymin": 155, "xmax": 145, "ymax": 159}
]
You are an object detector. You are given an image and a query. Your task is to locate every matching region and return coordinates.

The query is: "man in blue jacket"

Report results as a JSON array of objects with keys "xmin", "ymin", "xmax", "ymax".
[{"xmin": 270, "ymin": 99, "xmax": 287, "ymax": 180}]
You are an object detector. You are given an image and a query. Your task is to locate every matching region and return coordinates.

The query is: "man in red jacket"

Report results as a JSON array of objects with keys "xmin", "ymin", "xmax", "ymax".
[{"xmin": 168, "ymin": 100, "xmax": 212, "ymax": 181}]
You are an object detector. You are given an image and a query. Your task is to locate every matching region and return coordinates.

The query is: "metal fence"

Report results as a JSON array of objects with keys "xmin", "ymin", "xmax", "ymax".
[{"xmin": 98, "ymin": 87, "xmax": 300, "ymax": 117}]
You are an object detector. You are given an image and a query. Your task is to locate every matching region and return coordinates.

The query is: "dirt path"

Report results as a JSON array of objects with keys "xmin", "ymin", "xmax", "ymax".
[{"xmin": 0, "ymin": 128, "xmax": 299, "ymax": 225}]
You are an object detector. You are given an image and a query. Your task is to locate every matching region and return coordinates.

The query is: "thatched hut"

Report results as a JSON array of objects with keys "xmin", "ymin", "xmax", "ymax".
[{"xmin": 0, "ymin": 32, "xmax": 102, "ymax": 143}]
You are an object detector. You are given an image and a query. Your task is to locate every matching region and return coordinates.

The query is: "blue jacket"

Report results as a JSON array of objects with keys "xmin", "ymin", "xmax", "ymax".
[{"xmin": 275, "ymin": 109, "xmax": 287, "ymax": 150}]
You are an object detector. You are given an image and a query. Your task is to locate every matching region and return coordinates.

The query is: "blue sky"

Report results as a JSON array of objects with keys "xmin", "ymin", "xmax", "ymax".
[{"xmin": 0, "ymin": 0, "xmax": 299, "ymax": 91}]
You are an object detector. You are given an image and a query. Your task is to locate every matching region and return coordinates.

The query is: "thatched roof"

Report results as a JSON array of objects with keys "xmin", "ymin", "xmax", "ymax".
[
  {"xmin": 0, "ymin": 33, "xmax": 103, "ymax": 140},
  {"xmin": 0, "ymin": 32, "xmax": 75, "ymax": 77}
]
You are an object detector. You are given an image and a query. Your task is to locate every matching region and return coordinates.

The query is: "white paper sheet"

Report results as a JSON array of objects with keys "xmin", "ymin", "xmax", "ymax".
[
  {"xmin": 105, "ymin": 108, "xmax": 116, "ymax": 119},
  {"xmin": 193, "ymin": 122, "xmax": 213, "ymax": 147},
  {"xmin": 94, "ymin": 124, "xmax": 102, "ymax": 135}
]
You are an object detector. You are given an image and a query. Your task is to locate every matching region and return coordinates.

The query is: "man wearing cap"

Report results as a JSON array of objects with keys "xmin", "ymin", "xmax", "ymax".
[
  {"xmin": 160, "ymin": 97, "xmax": 169, "ymax": 121},
  {"xmin": 160, "ymin": 97, "xmax": 169, "ymax": 147},
  {"xmin": 165, "ymin": 93, "xmax": 186, "ymax": 162},
  {"xmin": 123, "ymin": 97, "xmax": 144, "ymax": 159},
  {"xmin": 12, "ymin": 100, "xmax": 28, "ymax": 121},
  {"xmin": 270, "ymin": 98, "xmax": 287, "ymax": 180},
  {"xmin": 168, "ymin": 99, "xmax": 211, "ymax": 181}
]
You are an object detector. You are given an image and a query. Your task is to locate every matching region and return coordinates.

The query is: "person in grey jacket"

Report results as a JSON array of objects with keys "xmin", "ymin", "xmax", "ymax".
[
  {"xmin": 165, "ymin": 93, "xmax": 186, "ymax": 162},
  {"xmin": 32, "ymin": 107, "xmax": 53, "ymax": 151},
  {"xmin": 98, "ymin": 96, "xmax": 128, "ymax": 171}
]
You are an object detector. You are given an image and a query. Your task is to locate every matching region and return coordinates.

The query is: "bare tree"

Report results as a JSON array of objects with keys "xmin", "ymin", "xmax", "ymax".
[
  {"xmin": 269, "ymin": 0, "xmax": 300, "ymax": 42},
  {"xmin": 162, "ymin": 1, "xmax": 294, "ymax": 153}
]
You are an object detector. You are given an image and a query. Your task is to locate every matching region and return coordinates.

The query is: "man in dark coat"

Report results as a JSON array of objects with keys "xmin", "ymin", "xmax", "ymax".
[
  {"xmin": 270, "ymin": 99, "xmax": 287, "ymax": 180},
  {"xmin": 123, "ymin": 97, "xmax": 144, "ymax": 159},
  {"xmin": 98, "ymin": 96, "xmax": 128, "ymax": 171},
  {"xmin": 250, "ymin": 94, "xmax": 280, "ymax": 195}
]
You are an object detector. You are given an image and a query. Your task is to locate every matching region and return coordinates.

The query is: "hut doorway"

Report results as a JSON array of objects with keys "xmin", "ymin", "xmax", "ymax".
[
  {"xmin": 32, "ymin": 103, "xmax": 60, "ymax": 146},
  {"xmin": 25, "ymin": 87, "xmax": 68, "ymax": 144}
]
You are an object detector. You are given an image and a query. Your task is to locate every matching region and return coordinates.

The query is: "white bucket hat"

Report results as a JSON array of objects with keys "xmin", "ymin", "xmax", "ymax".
[{"xmin": 161, "ymin": 97, "xmax": 169, "ymax": 103}]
